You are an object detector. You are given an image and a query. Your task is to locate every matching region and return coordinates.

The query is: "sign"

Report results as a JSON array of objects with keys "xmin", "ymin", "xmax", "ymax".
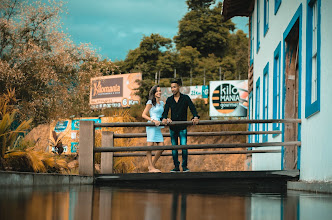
[
  {"xmin": 209, "ymin": 80, "xmax": 248, "ymax": 117},
  {"xmin": 160, "ymin": 85, "xmax": 209, "ymax": 103},
  {"xmin": 90, "ymin": 73, "xmax": 142, "ymax": 108},
  {"xmin": 71, "ymin": 118, "xmax": 101, "ymax": 131},
  {"xmin": 54, "ymin": 121, "xmax": 68, "ymax": 132}
]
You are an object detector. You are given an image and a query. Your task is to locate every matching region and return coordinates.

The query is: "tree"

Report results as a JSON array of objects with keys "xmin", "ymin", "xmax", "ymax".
[
  {"xmin": 174, "ymin": 2, "xmax": 235, "ymax": 57},
  {"xmin": 118, "ymin": 34, "xmax": 173, "ymax": 79},
  {"xmin": 0, "ymin": 0, "xmax": 115, "ymax": 124},
  {"xmin": 186, "ymin": 0, "xmax": 216, "ymax": 11},
  {"xmin": 227, "ymin": 30, "xmax": 249, "ymax": 80}
]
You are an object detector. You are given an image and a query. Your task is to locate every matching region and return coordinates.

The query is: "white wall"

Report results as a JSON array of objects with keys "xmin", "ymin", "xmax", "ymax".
[
  {"xmin": 250, "ymin": 0, "xmax": 332, "ymax": 181},
  {"xmin": 251, "ymin": 0, "xmax": 303, "ymax": 170},
  {"xmin": 300, "ymin": 0, "xmax": 332, "ymax": 182}
]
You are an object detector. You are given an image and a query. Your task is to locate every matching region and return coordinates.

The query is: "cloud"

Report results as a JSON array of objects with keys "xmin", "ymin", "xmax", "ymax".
[{"xmin": 60, "ymin": 0, "xmax": 188, "ymax": 60}]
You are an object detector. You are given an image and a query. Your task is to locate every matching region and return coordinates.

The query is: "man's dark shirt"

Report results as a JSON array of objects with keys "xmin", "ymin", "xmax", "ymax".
[{"xmin": 161, "ymin": 93, "xmax": 199, "ymax": 131}]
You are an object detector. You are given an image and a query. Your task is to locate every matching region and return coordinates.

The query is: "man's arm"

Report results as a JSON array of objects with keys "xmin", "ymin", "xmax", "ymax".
[
  {"xmin": 186, "ymin": 95, "xmax": 200, "ymax": 119},
  {"xmin": 161, "ymin": 97, "xmax": 170, "ymax": 121}
]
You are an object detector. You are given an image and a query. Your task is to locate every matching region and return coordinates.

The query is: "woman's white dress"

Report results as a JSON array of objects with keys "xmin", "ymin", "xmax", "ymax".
[{"xmin": 146, "ymin": 100, "xmax": 164, "ymax": 142}]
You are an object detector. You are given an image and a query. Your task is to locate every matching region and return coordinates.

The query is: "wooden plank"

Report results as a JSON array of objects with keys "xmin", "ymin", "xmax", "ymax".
[
  {"xmin": 94, "ymin": 170, "xmax": 300, "ymax": 193},
  {"xmin": 94, "ymin": 119, "xmax": 301, "ymax": 128},
  {"xmin": 113, "ymin": 131, "xmax": 282, "ymax": 138},
  {"xmin": 78, "ymin": 121, "xmax": 95, "ymax": 176},
  {"xmin": 112, "ymin": 150, "xmax": 282, "ymax": 157},
  {"xmin": 94, "ymin": 141, "xmax": 301, "ymax": 152},
  {"xmin": 100, "ymin": 131, "xmax": 114, "ymax": 174},
  {"xmin": 284, "ymin": 25, "xmax": 299, "ymax": 170}
]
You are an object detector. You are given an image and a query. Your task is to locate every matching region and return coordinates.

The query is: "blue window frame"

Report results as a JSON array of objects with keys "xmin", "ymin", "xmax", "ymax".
[
  {"xmin": 273, "ymin": 42, "xmax": 281, "ymax": 134},
  {"xmin": 305, "ymin": 0, "xmax": 320, "ymax": 118},
  {"xmin": 275, "ymin": 0, "xmax": 281, "ymax": 14},
  {"xmin": 264, "ymin": 0, "xmax": 269, "ymax": 36},
  {"xmin": 250, "ymin": 14, "xmax": 254, "ymax": 65},
  {"xmin": 256, "ymin": 0, "xmax": 260, "ymax": 52},
  {"xmin": 255, "ymin": 78, "xmax": 261, "ymax": 143},
  {"xmin": 248, "ymin": 92, "xmax": 253, "ymax": 144},
  {"xmin": 263, "ymin": 63, "xmax": 269, "ymax": 142}
]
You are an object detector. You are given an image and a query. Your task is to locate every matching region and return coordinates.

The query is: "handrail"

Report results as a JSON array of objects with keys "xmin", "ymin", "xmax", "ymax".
[
  {"xmin": 94, "ymin": 141, "xmax": 301, "ymax": 152},
  {"xmin": 94, "ymin": 119, "xmax": 301, "ymax": 128},
  {"xmin": 113, "ymin": 131, "xmax": 282, "ymax": 138},
  {"xmin": 112, "ymin": 150, "xmax": 282, "ymax": 157},
  {"xmin": 78, "ymin": 119, "xmax": 302, "ymax": 176}
]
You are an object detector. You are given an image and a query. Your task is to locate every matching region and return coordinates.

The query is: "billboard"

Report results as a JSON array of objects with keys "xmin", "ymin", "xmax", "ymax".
[
  {"xmin": 90, "ymin": 73, "xmax": 142, "ymax": 108},
  {"xmin": 209, "ymin": 80, "xmax": 248, "ymax": 117},
  {"xmin": 160, "ymin": 85, "xmax": 209, "ymax": 103}
]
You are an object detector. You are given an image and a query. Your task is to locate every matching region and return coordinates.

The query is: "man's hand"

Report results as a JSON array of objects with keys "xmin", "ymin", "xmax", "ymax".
[
  {"xmin": 192, "ymin": 117, "xmax": 199, "ymax": 125},
  {"xmin": 162, "ymin": 118, "xmax": 168, "ymax": 125},
  {"xmin": 167, "ymin": 118, "xmax": 172, "ymax": 123}
]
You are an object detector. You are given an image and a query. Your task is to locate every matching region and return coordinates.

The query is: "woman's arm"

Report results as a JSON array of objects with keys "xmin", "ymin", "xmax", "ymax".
[{"xmin": 142, "ymin": 104, "xmax": 160, "ymax": 126}]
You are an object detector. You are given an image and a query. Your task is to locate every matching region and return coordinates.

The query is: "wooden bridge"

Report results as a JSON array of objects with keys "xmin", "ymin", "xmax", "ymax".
[{"xmin": 78, "ymin": 119, "xmax": 301, "ymax": 192}]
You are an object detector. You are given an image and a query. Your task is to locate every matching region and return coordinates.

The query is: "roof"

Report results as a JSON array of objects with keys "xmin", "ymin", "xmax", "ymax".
[{"xmin": 222, "ymin": 0, "xmax": 255, "ymax": 21}]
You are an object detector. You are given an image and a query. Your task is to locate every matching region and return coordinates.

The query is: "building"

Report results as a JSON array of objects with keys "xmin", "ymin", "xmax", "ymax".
[{"xmin": 222, "ymin": 0, "xmax": 332, "ymax": 184}]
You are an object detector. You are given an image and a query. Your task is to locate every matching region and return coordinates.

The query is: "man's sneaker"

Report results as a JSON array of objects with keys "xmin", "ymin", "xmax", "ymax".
[
  {"xmin": 170, "ymin": 167, "xmax": 180, "ymax": 173},
  {"xmin": 182, "ymin": 167, "xmax": 190, "ymax": 172}
]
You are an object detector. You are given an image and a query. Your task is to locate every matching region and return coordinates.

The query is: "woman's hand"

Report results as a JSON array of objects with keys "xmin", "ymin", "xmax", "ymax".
[{"xmin": 152, "ymin": 119, "xmax": 161, "ymax": 126}]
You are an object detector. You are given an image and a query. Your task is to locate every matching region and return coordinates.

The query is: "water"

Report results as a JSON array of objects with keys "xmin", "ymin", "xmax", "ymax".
[{"xmin": 0, "ymin": 185, "xmax": 332, "ymax": 220}]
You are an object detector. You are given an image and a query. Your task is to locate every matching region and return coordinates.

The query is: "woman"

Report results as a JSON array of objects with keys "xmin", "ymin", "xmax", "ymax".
[{"xmin": 142, "ymin": 85, "xmax": 165, "ymax": 173}]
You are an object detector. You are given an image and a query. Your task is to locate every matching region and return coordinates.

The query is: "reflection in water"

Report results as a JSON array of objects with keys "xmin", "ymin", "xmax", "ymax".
[{"xmin": 0, "ymin": 186, "xmax": 332, "ymax": 219}]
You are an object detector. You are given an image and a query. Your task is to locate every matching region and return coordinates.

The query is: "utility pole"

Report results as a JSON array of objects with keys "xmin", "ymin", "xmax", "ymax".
[
  {"xmin": 158, "ymin": 71, "xmax": 161, "ymax": 84},
  {"xmin": 190, "ymin": 67, "xmax": 192, "ymax": 86},
  {"xmin": 219, "ymin": 67, "xmax": 222, "ymax": 81},
  {"xmin": 203, "ymin": 68, "xmax": 206, "ymax": 85},
  {"xmin": 155, "ymin": 72, "xmax": 158, "ymax": 84}
]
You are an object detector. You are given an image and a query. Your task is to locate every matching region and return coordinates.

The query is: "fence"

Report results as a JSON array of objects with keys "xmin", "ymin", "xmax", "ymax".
[{"xmin": 78, "ymin": 119, "xmax": 301, "ymax": 176}]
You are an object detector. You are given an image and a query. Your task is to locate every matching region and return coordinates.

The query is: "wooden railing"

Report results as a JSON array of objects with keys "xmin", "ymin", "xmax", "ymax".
[{"xmin": 78, "ymin": 119, "xmax": 301, "ymax": 176}]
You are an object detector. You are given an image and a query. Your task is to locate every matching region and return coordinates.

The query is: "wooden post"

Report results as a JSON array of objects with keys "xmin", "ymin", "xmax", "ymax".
[
  {"xmin": 101, "ymin": 131, "xmax": 114, "ymax": 174},
  {"xmin": 79, "ymin": 121, "xmax": 95, "ymax": 176}
]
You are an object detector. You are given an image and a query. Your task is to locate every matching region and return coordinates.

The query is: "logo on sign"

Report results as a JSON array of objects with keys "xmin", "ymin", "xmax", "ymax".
[{"xmin": 212, "ymin": 83, "xmax": 240, "ymax": 114}]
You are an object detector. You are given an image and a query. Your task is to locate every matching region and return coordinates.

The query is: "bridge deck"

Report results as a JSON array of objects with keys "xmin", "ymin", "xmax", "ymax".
[{"xmin": 95, "ymin": 170, "xmax": 299, "ymax": 193}]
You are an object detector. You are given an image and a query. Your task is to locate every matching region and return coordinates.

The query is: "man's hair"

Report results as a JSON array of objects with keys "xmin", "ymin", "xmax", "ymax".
[{"xmin": 171, "ymin": 78, "xmax": 182, "ymax": 86}]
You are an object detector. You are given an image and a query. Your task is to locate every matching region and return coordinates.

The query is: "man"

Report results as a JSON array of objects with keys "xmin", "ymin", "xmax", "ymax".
[{"xmin": 161, "ymin": 79, "xmax": 199, "ymax": 172}]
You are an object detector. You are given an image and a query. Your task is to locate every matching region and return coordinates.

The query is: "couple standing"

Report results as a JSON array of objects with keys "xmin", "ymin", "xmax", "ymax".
[{"xmin": 142, "ymin": 79, "xmax": 200, "ymax": 173}]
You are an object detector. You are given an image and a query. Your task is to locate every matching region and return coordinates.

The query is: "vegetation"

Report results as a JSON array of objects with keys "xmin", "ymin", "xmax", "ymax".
[
  {"xmin": 0, "ymin": 0, "xmax": 249, "ymax": 173},
  {"xmin": 115, "ymin": 0, "xmax": 248, "ymax": 94},
  {"xmin": 0, "ymin": 0, "xmax": 118, "ymax": 125},
  {"xmin": 0, "ymin": 90, "xmax": 68, "ymax": 172}
]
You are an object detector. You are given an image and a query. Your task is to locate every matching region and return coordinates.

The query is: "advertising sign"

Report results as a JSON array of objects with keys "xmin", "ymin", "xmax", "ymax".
[
  {"xmin": 209, "ymin": 80, "xmax": 248, "ymax": 117},
  {"xmin": 90, "ymin": 73, "xmax": 142, "ymax": 108},
  {"xmin": 160, "ymin": 85, "xmax": 209, "ymax": 103}
]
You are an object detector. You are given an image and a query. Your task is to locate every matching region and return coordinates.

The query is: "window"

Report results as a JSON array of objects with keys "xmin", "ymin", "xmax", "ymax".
[
  {"xmin": 305, "ymin": 0, "xmax": 320, "ymax": 118},
  {"xmin": 275, "ymin": 0, "xmax": 281, "ymax": 14},
  {"xmin": 273, "ymin": 42, "xmax": 281, "ymax": 133},
  {"xmin": 264, "ymin": 0, "xmax": 269, "ymax": 36},
  {"xmin": 256, "ymin": 0, "xmax": 261, "ymax": 52},
  {"xmin": 263, "ymin": 63, "xmax": 269, "ymax": 142},
  {"xmin": 255, "ymin": 78, "xmax": 261, "ymax": 143},
  {"xmin": 250, "ymin": 14, "xmax": 254, "ymax": 65},
  {"xmin": 248, "ymin": 92, "xmax": 253, "ymax": 144}
]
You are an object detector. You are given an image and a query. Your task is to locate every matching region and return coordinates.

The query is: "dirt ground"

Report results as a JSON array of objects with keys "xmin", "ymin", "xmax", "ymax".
[
  {"xmin": 24, "ymin": 123, "xmax": 247, "ymax": 173},
  {"xmin": 127, "ymin": 125, "xmax": 246, "ymax": 173}
]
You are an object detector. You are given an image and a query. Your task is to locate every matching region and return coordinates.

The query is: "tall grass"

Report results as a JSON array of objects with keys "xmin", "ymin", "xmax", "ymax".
[{"xmin": 0, "ymin": 90, "xmax": 69, "ymax": 173}]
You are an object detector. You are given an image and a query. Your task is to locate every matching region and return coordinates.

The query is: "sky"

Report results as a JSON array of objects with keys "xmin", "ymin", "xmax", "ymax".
[{"xmin": 60, "ymin": 0, "xmax": 248, "ymax": 61}]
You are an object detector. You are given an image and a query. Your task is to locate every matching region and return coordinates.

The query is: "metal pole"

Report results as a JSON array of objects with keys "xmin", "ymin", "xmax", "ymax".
[
  {"xmin": 219, "ymin": 67, "xmax": 221, "ymax": 81},
  {"xmin": 158, "ymin": 70, "xmax": 161, "ymax": 84},
  {"xmin": 155, "ymin": 72, "xmax": 158, "ymax": 84},
  {"xmin": 190, "ymin": 67, "xmax": 192, "ymax": 86},
  {"xmin": 174, "ymin": 68, "xmax": 176, "ymax": 78},
  {"xmin": 204, "ymin": 68, "xmax": 206, "ymax": 85}
]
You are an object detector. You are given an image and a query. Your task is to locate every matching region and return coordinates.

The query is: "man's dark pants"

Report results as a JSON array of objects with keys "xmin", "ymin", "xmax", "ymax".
[{"xmin": 170, "ymin": 128, "xmax": 188, "ymax": 168}]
